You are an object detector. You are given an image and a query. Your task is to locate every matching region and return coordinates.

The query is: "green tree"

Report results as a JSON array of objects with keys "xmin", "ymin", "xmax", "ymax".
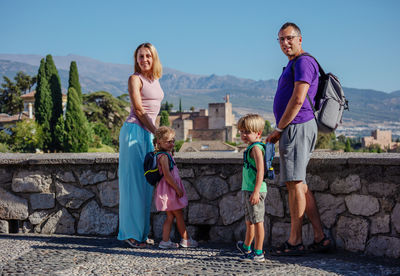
[
  {"xmin": 315, "ymin": 132, "xmax": 335, "ymax": 149},
  {"xmin": 45, "ymin": 54, "xmax": 64, "ymax": 151},
  {"xmin": 160, "ymin": 110, "xmax": 170, "ymax": 126},
  {"xmin": 11, "ymin": 120, "xmax": 44, "ymax": 152},
  {"xmin": 160, "ymin": 101, "xmax": 173, "ymax": 113},
  {"xmin": 0, "ymin": 76, "xmax": 23, "ymax": 115},
  {"xmin": 34, "ymin": 58, "xmax": 52, "ymax": 151},
  {"xmin": 64, "ymin": 87, "xmax": 90, "ymax": 152},
  {"xmin": 190, "ymin": 106, "xmax": 195, "ymax": 112},
  {"xmin": 262, "ymin": 120, "xmax": 272, "ymax": 136},
  {"xmin": 179, "ymin": 98, "xmax": 182, "ymax": 113},
  {"xmin": 14, "ymin": 71, "xmax": 36, "ymax": 94},
  {"xmin": 344, "ymin": 138, "xmax": 352, "ymax": 152},
  {"xmin": 92, "ymin": 122, "xmax": 112, "ymax": 146},
  {"xmin": 68, "ymin": 61, "xmax": 82, "ymax": 102}
]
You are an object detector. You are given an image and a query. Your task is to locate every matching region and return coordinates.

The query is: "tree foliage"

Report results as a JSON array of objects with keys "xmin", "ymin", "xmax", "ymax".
[
  {"xmin": 11, "ymin": 120, "xmax": 43, "ymax": 152},
  {"xmin": 68, "ymin": 61, "xmax": 82, "ymax": 102},
  {"xmin": 160, "ymin": 101, "xmax": 173, "ymax": 113},
  {"xmin": 45, "ymin": 55, "xmax": 64, "ymax": 151},
  {"xmin": 34, "ymin": 58, "xmax": 53, "ymax": 151},
  {"xmin": 262, "ymin": 120, "xmax": 272, "ymax": 136},
  {"xmin": 160, "ymin": 110, "xmax": 170, "ymax": 126},
  {"xmin": 0, "ymin": 76, "xmax": 23, "ymax": 114},
  {"xmin": 179, "ymin": 98, "xmax": 182, "ymax": 113},
  {"xmin": 64, "ymin": 87, "xmax": 90, "ymax": 152},
  {"xmin": 14, "ymin": 71, "xmax": 36, "ymax": 94}
]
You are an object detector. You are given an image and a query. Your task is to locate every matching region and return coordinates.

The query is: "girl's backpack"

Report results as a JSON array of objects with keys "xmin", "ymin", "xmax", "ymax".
[
  {"xmin": 243, "ymin": 142, "xmax": 275, "ymax": 180},
  {"xmin": 143, "ymin": 151, "xmax": 175, "ymax": 186}
]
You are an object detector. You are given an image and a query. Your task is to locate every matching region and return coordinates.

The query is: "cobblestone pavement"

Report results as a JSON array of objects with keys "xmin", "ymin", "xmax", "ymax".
[{"xmin": 1, "ymin": 234, "xmax": 399, "ymax": 276}]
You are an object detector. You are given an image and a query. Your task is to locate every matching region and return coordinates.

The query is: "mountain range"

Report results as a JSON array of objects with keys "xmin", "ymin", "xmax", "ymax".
[{"xmin": 1, "ymin": 54, "xmax": 400, "ymax": 128}]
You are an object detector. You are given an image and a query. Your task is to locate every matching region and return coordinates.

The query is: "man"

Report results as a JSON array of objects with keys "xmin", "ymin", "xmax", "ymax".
[{"xmin": 266, "ymin": 22, "xmax": 331, "ymax": 255}]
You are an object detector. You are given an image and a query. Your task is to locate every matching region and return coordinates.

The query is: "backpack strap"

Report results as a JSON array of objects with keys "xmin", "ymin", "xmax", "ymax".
[
  {"xmin": 243, "ymin": 142, "xmax": 264, "ymax": 172},
  {"xmin": 290, "ymin": 52, "xmax": 323, "ymax": 116},
  {"xmin": 155, "ymin": 151, "xmax": 175, "ymax": 171}
]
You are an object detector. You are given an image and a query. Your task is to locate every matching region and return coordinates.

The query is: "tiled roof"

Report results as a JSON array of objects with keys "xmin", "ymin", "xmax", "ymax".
[{"xmin": 179, "ymin": 140, "xmax": 237, "ymax": 152}]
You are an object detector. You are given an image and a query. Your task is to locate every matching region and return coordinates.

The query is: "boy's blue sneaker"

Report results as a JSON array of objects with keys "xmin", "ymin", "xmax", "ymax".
[
  {"xmin": 236, "ymin": 241, "xmax": 251, "ymax": 256},
  {"xmin": 240, "ymin": 251, "xmax": 265, "ymax": 262}
]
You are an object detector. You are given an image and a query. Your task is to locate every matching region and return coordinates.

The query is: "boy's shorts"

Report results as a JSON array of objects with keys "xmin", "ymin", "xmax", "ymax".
[{"xmin": 242, "ymin": 190, "xmax": 267, "ymax": 224}]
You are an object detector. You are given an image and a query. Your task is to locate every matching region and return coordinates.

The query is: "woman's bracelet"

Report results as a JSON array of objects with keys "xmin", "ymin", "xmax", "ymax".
[{"xmin": 275, "ymin": 127, "xmax": 284, "ymax": 133}]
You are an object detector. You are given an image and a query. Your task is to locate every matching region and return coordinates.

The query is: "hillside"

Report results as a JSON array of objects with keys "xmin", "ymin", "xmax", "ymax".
[{"xmin": 1, "ymin": 54, "xmax": 400, "ymax": 126}]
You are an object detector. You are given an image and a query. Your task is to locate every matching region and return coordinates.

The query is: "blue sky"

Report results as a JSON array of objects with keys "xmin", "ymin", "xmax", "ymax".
[{"xmin": 1, "ymin": 0, "xmax": 399, "ymax": 92}]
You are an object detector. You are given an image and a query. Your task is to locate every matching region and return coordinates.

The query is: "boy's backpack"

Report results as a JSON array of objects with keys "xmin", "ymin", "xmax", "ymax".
[
  {"xmin": 292, "ymin": 53, "xmax": 349, "ymax": 133},
  {"xmin": 143, "ymin": 151, "xmax": 175, "ymax": 186},
  {"xmin": 243, "ymin": 142, "xmax": 275, "ymax": 180}
]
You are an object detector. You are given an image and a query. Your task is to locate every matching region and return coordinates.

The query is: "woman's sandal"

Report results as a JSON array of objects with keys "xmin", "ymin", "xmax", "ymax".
[
  {"xmin": 270, "ymin": 241, "xmax": 306, "ymax": 256},
  {"xmin": 308, "ymin": 234, "xmax": 332, "ymax": 253},
  {"xmin": 125, "ymin": 239, "xmax": 147, "ymax": 248}
]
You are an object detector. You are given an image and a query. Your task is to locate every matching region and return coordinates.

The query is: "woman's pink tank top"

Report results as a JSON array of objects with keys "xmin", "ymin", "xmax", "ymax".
[{"xmin": 125, "ymin": 73, "xmax": 164, "ymax": 132}]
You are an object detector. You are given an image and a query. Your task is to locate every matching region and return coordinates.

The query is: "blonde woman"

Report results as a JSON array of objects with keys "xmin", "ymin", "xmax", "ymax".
[{"xmin": 118, "ymin": 43, "xmax": 164, "ymax": 247}]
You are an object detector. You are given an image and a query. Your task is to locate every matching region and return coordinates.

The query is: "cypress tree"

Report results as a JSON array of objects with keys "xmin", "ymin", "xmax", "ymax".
[
  {"xmin": 68, "ymin": 61, "xmax": 82, "ymax": 102},
  {"xmin": 179, "ymin": 98, "xmax": 182, "ymax": 113},
  {"xmin": 34, "ymin": 58, "xmax": 52, "ymax": 151},
  {"xmin": 45, "ymin": 55, "xmax": 64, "ymax": 151},
  {"xmin": 160, "ymin": 110, "xmax": 170, "ymax": 127},
  {"xmin": 64, "ymin": 87, "xmax": 89, "ymax": 152}
]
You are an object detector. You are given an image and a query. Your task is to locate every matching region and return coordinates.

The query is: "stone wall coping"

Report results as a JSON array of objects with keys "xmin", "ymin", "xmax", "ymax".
[{"xmin": 0, "ymin": 152, "xmax": 399, "ymax": 166}]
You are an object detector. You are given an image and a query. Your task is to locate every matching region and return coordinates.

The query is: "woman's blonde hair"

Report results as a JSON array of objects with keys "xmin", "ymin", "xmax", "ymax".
[
  {"xmin": 237, "ymin": 114, "xmax": 265, "ymax": 133},
  {"xmin": 134, "ymin": 42, "xmax": 163, "ymax": 79},
  {"xmin": 153, "ymin": 126, "xmax": 175, "ymax": 152}
]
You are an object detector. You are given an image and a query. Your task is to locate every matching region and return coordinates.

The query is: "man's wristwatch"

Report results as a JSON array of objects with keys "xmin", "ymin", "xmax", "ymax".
[{"xmin": 275, "ymin": 127, "xmax": 284, "ymax": 133}]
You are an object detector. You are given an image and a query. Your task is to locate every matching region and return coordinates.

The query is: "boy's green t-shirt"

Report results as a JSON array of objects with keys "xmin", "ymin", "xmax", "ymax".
[{"xmin": 242, "ymin": 143, "xmax": 267, "ymax": 192}]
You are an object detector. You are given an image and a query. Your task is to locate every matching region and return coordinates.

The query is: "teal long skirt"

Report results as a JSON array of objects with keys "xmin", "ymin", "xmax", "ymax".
[{"xmin": 117, "ymin": 122, "xmax": 154, "ymax": 242}]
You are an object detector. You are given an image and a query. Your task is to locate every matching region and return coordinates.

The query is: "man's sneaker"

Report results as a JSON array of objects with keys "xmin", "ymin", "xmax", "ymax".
[
  {"xmin": 180, "ymin": 238, "xmax": 198, "ymax": 248},
  {"xmin": 158, "ymin": 240, "xmax": 179, "ymax": 249},
  {"xmin": 236, "ymin": 241, "xmax": 252, "ymax": 256},
  {"xmin": 240, "ymin": 251, "xmax": 265, "ymax": 262}
]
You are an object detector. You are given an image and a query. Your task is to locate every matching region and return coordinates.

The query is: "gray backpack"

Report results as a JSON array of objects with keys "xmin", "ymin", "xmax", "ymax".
[{"xmin": 292, "ymin": 53, "xmax": 349, "ymax": 133}]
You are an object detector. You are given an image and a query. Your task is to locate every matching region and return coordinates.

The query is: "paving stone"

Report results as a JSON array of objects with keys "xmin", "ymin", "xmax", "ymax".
[{"xmin": 1, "ymin": 234, "xmax": 399, "ymax": 275}]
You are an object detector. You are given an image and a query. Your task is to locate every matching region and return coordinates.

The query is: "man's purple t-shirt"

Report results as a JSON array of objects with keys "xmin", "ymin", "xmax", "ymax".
[{"xmin": 273, "ymin": 55, "xmax": 319, "ymax": 125}]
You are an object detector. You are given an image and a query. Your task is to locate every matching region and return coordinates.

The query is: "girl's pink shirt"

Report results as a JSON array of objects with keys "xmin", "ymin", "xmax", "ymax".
[{"xmin": 125, "ymin": 73, "xmax": 164, "ymax": 132}]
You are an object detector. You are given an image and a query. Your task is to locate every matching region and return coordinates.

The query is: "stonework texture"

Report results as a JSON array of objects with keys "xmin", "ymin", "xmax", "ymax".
[{"xmin": 0, "ymin": 152, "xmax": 399, "ymax": 258}]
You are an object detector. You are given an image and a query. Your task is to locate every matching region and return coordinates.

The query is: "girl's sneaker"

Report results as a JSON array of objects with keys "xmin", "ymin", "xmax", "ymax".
[
  {"xmin": 159, "ymin": 240, "xmax": 179, "ymax": 249},
  {"xmin": 180, "ymin": 238, "xmax": 198, "ymax": 248}
]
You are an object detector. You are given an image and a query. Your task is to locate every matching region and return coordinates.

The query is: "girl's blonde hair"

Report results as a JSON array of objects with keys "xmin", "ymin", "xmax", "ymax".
[
  {"xmin": 153, "ymin": 126, "xmax": 175, "ymax": 152},
  {"xmin": 237, "ymin": 114, "xmax": 265, "ymax": 133},
  {"xmin": 134, "ymin": 42, "xmax": 163, "ymax": 79}
]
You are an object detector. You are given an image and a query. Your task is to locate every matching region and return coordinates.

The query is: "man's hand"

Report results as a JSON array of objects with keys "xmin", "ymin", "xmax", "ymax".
[
  {"xmin": 250, "ymin": 191, "xmax": 260, "ymax": 205},
  {"xmin": 265, "ymin": 130, "xmax": 282, "ymax": 144}
]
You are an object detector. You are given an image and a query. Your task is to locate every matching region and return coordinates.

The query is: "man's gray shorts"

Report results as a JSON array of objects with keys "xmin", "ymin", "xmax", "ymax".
[
  {"xmin": 242, "ymin": 191, "xmax": 267, "ymax": 224},
  {"xmin": 279, "ymin": 119, "xmax": 317, "ymax": 186}
]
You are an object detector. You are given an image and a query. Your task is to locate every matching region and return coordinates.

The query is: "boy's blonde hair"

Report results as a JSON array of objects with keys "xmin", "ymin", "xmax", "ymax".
[
  {"xmin": 237, "ymin": 114, "xmax": 265, "ymax": 133},
  {"xmin": 154, "ymin": 126, "xmax": 175, "ymax": 152},
  {"xmin": 134, "ymin": 42, "xmax": 163, "ymax": 79}
]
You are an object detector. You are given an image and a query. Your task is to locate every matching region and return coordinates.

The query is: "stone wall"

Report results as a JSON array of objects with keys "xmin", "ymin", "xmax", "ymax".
[{"xmin": 0, "ymin": 152, "xmax": 399, "ymax": 258}]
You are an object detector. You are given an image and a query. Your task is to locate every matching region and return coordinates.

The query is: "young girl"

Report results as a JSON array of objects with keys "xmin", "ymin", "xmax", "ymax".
[{"xmin": 154, "ymin": 126, "xmax": 198, "ymax": 249}]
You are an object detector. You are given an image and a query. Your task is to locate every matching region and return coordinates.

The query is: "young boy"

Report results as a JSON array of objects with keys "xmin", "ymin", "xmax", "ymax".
[{"xmin": 236, "ymin": 114, "xmax": 267, "ymax": 262}]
